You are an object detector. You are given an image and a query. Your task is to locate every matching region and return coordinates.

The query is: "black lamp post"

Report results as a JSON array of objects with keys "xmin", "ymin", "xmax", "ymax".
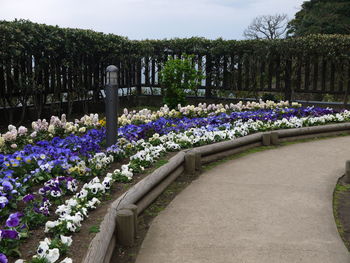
[{"xmin": 105, "ymin": 65, "xmax": 118, "ymax": 147}]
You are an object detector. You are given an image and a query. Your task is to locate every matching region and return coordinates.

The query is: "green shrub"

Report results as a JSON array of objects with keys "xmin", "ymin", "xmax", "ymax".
[{"xmin": 160, "ymin": 54, "xmax": 204, "ymax": 109}]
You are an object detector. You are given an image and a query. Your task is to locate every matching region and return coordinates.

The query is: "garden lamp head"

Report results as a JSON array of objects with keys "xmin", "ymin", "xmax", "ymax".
[{"xmin": 106, "ymin": 65, "xmax": 118, "ymax": 85}]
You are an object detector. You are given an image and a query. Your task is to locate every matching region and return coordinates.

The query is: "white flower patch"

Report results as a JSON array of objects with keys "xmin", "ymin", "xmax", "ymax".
[{"xmin": 88, "ymin": 152, "xmax": 114, "ymax": 170}]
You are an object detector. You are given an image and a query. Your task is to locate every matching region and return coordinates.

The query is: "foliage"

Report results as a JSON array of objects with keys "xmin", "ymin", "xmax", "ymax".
[
  {"xmin": 160, "ymin": 55, "xmax": 204, "ymax": 109},
  {"xmin": 288, "ymin": 0, "xmax": 350, "ymax": 36}
]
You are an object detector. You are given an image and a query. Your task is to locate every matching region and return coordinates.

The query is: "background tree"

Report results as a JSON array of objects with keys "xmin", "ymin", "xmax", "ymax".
[
  {"xmin": 288, "ymin": 0, "xmax": 350, "ymax": 36},
  {"xmin": 243, "ymin": 14, "xmax": 289, "ymax": 40}
]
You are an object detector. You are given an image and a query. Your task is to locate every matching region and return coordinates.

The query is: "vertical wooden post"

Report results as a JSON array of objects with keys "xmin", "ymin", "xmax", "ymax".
[
  {"xmin": 205, "ymin": 54, "xmax": 212, "ymax": 98},
  {"xmin": 321, "ymin": 58, "xmax": 327, "ymax": 92},
  {"xmin": 145, "ymin": 57, "xmax": 150, "ymax": 87},
  {"xmin": 344, "ymin": 59, "xmax": 350, "ymax": 107},
  {"xmin": 262, "ymin": 133, "xmax": 271, "ymax": 146},
  {"xmin": 296, "ymin": 56, "xmax": 302, "ymax": 92},
  {"xmin": 275, "ymin": 55, "xmax": 281, "ymax": 91},
  {"xmin": 270, "ymin": 132, "xmax": 279, "ymax": 145},
  {"xmin": 116, "ymin": 209, "xmax": 135, "ymax": 246},
  {"xmin": 344, "ymin": 160, "xmax": 350, "ymax": 184},
  {"xmin": 230, "ymin": 54, "xmax": 235, "ymax": 90},
  {"xmin": 284, "ymin": 57, "xmax": 292, "ymax": 101},
  {"xmin": 312, "ymin": 56, "xmax": 319, "ymax": 92},
  {"xmin": 237, "ymin": 54, "xmax": 243, "ymax": 91},
  {"xmin": 267, "ymin": 58, "xmax": 273, "ymax": 91},
  {"xmin": 197, "ymin": 55, "xmax": 203, "ymax": 96},
  {"xmin": 260, "ymin": 59, "xmax": 265, "ymax": 91},
  {"xmin": 121, "ymin": 204, "xmax": 138, "ymax": 238},
  {"xmin": 185, "ymin": 151, "xmax": 196, "ymax": 176},
  {"xmin": 244, "ymin": 55, "xmax": 250, "ymax": 91},
  {"xmin": 136, "ymin": 59, "xmax": 142, "ymax": 96},
  {"xmin": 330, "ymin": 62, "xmax": 335, "ymax": 93},
  {"xmin": 304, "ymin": 56, "xmax": 310, "ymax": 92},
  {"xmin": 194, "ymin": 150, "xmax": 202, "ymax": 173},
  {"xmin": 223, "ymin": 56, "xmax": 228, "ymax": 89}
]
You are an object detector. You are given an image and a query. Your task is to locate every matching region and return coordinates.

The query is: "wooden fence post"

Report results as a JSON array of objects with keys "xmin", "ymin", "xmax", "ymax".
[
  {"xmin": 194, "ymin": 150, "xmax": 202, "ymax": 173},
  {"xmin": 116, "ymin": 209, "xmax": 135, "ymax": 246},
  {"xmin": 121, "ymin": 204, "xmax": 138, "ymax": 238},
  {"xmin": 205, "ymin": 54, "xmax": 212, "ymax": 98},
  {"xmin": 262, "ymin": 133, "xmax": 271, "ymax": 146},
  {"xmin": 271, "ymin": 132, "xmax": 279, "ymax": 145},
  {"xmin": 284, "ymin": 57, "xmax": 292, "ymax": 101},
  {"xmin": 344, "ymin": 160, "xmax": 350, "ymax": 184},
  {"xmin": 185, "ymin": 151, "xmax": 196, "ymax": 176}
]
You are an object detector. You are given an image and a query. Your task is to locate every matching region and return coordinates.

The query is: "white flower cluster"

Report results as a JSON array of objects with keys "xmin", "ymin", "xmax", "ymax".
[
  {"xmin": 0, "ymin": 125, "xmax": 28, "ymax": 149},
  {"xmin": 107, "ymin": 164, "xmax": 134, "ymax": 181},
  {"xmin": 117, "ymin": 100, "xmax": 301, "ymax": 126},
  {"xmin": 0, "ymin": 114, "xmax": 101, "ymax": 151},
  {"xmin": 15, "ymin": 236, "xmax": 73, "ymax": 263},
  {"xmin": 131, "ymin": 141, "xmax": 166, "ymax": 163},
  {"xmin": 76, "ymin": 113, "xmax": 100, "ymax": 127},
  {"xmin": 88, "ymin": 152, "xmax": 114, "ymax": 170},
  {"xmin": 45, "ymin": 173, "xmax": 115, "ymax": 234}
]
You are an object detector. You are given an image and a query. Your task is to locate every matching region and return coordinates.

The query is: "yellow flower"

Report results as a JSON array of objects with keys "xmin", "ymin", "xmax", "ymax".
[{"xmin": 99, "ymin": 119, "xmax": 106, "ymax": 127}]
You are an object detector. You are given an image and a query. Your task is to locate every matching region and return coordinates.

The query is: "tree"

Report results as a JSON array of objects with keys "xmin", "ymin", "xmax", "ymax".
[
  {"xmin": 243, "ymin": 14, "xmax": 289, "ymax": 40},
  {"xmin": 288, "ymin": 0, "xmax": 350, "ymax": 36}
]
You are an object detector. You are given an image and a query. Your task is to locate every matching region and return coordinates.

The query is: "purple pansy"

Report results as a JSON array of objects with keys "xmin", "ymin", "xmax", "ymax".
[
  {"xmin": 0, "ymin": 253, "xmax": 8, "ymax": 263},
  {"xmin": 5, "ymin": 212, "xmax": 23, "ymax": 227},
  {"xmin": 0, "ymin": 229, "xmax": 19, "ymax": 239},
  {"xmin": 23, "ymin": 194, "xmax": 35, "ymax": 203}
]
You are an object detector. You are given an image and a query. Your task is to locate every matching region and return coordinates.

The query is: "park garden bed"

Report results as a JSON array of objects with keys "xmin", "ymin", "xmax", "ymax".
[{"xmin": 2, "ymin": 100, "xmax": 350, "ymax": 263}]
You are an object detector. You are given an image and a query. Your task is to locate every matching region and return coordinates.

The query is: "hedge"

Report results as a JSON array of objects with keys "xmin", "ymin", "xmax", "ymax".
[{"xmin": 1, "ymin": 19, "xmax": 350, "ymax": 122}]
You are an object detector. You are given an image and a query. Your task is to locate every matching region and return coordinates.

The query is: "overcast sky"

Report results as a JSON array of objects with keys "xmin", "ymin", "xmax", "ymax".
[{"xmin": 1, "ymin": 0, "xmax": 305, "ymax": 40}]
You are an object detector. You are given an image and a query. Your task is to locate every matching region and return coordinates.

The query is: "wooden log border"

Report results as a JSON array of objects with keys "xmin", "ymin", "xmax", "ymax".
[{"xmin": 82, "ymin": 122, "xmax": 350, "ymax": 263}]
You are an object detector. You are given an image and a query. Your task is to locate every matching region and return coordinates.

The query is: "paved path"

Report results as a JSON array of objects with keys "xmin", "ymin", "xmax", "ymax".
[{"xmin": 135, "ymin": 137, "xmax": 350, "ymax": 263}]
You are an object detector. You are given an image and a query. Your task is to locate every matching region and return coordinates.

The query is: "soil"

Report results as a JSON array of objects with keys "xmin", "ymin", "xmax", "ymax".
[{"xmin": 333, "ymin": 175, "xmax": 350, "ymax": 251}]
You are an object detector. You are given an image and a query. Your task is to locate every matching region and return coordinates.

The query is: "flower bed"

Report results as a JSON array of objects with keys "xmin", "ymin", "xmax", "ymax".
[{"xmin": 1, "ymin": 100, "xmax": 350, "ymax": 263}]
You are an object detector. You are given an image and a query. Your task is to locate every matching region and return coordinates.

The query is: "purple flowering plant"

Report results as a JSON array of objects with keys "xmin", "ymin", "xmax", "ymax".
[
  {"xmin": 0, "ymin": 212, "xmax": 25, "ymax": 257},
  {"xmin": 21, "ymin": 194, "xmax": 49, "ymax": 229}
]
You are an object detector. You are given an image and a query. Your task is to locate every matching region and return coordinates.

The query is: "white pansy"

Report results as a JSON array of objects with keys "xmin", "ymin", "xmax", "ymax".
[
  {"xmin": 60, "ymin": 235, "xmax": 73, "ymax": 246},
  {"xmin": 45, "ymin": 221, "xmax": 59, "ymax": 232},
  {"xmin": 60, "ymin": 258, "xmax": 73, "ymax": 263},
  {"xmin": 43, "ymin": 248, "xmax": 60, "ymax": 263}
]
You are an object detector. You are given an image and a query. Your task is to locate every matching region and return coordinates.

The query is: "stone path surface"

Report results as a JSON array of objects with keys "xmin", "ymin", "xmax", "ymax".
[{"xmin": 135, "ymin": 136, "xmax": 350, "ymax": 263}]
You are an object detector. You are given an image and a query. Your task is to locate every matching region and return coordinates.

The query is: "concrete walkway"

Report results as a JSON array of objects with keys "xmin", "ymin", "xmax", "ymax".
[{"xmin": 135, "ymin": 136, "xmax": 350, "ymax": 263}]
